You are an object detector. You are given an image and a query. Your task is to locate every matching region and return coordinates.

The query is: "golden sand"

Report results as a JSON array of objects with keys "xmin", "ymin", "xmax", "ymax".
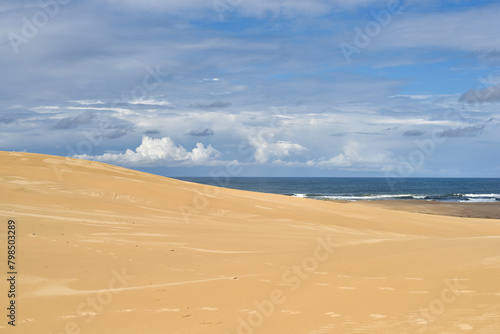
[{"xmin": 0, "ymin": 151, "xmax": 499, "ymax": 333}]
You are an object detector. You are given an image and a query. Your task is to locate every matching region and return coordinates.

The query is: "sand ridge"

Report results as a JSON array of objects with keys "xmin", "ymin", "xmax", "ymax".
[{"xmin": 0, "ymin": 151, "xmax": 499, "ymax": 333}]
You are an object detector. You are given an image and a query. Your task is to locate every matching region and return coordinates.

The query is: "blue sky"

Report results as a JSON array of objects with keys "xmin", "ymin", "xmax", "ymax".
[{"xmin": 1, "ymin": 0, "xmax": 499, "ymax": 177}]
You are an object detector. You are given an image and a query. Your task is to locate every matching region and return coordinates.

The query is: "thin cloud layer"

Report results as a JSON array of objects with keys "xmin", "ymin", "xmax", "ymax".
[
  {"xmin": 190, "ymin": 101, "xmax": 232, "ymax": 109},
  {"xmin": 187, "ymin": 129, "xmax": 215, "ymax": 137},
  {"xmin": 100, "ymin": 0, "xmax": 386, "ymax": 17},
  {"xmin": 403, "ymin": 130, "xmax": 425, "ymax": 137},
  {"xmin": 436, "ymin": 120, "xmax": 492, "ymax": 138},
  {"xmin": 460, "ymin": 84, "xmax": 500, "ymax": 104},
  {"xmin": 51, "ymin": 111, "xmax": 95, "ymax": 130}
]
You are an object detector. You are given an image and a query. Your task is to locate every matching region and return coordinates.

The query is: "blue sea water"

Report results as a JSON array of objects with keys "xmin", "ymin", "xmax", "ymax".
[{"xmin": 173, "ymin": 177, "xmax": 500, "ymax": 203}]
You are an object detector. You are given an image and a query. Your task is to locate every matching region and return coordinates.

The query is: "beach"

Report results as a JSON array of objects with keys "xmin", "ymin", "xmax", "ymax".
[
  {"xmin": 1, "ymin": 151, "xmax": 499, "ymax": 333},
  {"xmin": 359, "ymin": 200, "xmax": 500, "ymax": 220}
]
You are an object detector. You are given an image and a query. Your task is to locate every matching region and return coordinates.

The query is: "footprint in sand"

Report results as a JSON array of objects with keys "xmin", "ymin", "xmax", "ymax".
[
  {"xmin": 78, "ymin": 311, "xmax": 97, "ymax": 317},
  {"xmin": 309, "ymin": 323, "xmax": 335, "ymax": 334},
  {"xmin": 457, "ymin": 324, "xmax": 473, "ymax": 331},
  {"xmin": 119, "ymin": 308, "xmax": 136, "ymax": 313},
  {"xmin": 408, "ymin": 291, "xmax": 429, "ymax": 294},
  {"xmin": 201, "ymin": 321, "xmax": 222, "ymax": 326},
  {"xmin": 61, "ymin": 315, "xmax": 79, "ymax": 319},
  {"xmin": 370, "ymin": 314, "xmax": 386, "ymax": 319},
  {"xmin": 199, "ymin": 307, "xmax": 218, "ymax": 311},
  {"xmin": 325, "ymin": 312, "xmax": 341, "ymax": 317}
]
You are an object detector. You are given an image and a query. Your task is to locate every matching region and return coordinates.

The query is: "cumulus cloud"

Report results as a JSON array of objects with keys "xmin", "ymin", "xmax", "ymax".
[
  {"xmin": 75, "ymin": 136, "xmax": 221, "ymax": 166},
  {"xmin": 51, "ymin": 111, "xmax": 95, "ymax": 130},
  {"xmin": 249, "ymin": 134, "xmax": 306, "ymax": 163}
]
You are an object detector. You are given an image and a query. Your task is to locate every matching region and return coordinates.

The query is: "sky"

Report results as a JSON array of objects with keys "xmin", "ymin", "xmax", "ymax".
[{"xmin": 1, "ymin": 0, "xmax": 499, "ymax": 177}]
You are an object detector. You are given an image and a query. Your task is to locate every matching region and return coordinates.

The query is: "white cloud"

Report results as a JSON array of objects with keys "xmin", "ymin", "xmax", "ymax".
[
  {"xmin": 249, "ymin": 134, "xmax": 306, "ymax": 163},
  {"xmin": 316, "ymin": 141, "xmax": 395, "ymax": 171},
  {"xmin": 75, "ymin": 136, "xmax": 222, "ymax": 167},
  {"xmin": 128, "ymin": 98, "xmax": 171, "ymax": 106},
  {"xmin": 70, "ymin": 100, "xmax": 107, "ymax": 105}
]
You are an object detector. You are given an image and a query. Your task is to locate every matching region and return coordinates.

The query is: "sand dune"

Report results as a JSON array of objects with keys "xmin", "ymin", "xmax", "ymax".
[{"xmin": 0, "ymin": 151, "xmax": 499, "ymax": 333}]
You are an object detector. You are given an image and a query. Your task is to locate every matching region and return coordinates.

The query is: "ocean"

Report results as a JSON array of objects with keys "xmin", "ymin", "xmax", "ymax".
[{"xmin": 173, "ymin": 177, "xmax": 500, "ymax": 203}]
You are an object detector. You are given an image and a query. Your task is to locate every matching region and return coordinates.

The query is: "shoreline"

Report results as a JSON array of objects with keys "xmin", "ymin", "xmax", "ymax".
[{"xmin": 347, "ymin": 199, "xmax": 500, "ymax": 219}]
